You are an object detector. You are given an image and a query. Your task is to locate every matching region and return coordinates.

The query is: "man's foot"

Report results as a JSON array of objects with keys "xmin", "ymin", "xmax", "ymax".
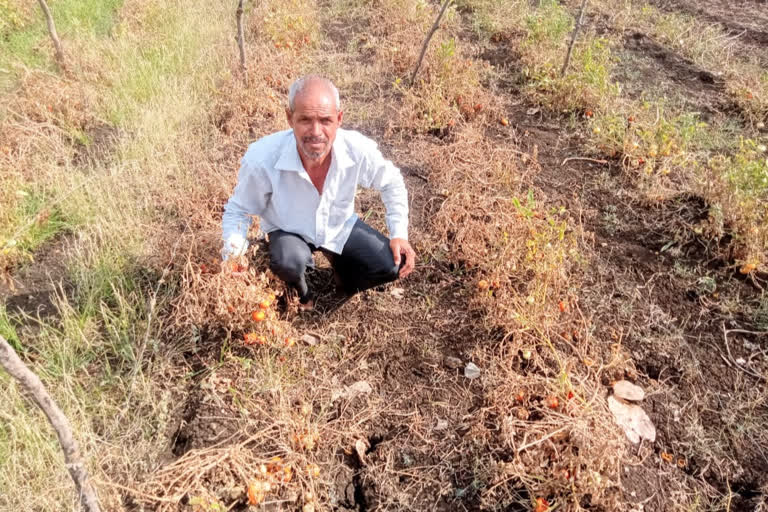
[{"xmin": 299, "ymin": 291, "xmax": 316, "ymax": 311}]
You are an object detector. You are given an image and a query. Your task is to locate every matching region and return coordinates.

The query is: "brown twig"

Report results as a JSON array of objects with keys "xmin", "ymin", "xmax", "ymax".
[
  {"xmin": 236, "ymin": 0, "xmax": 247, "ymax": 79},
  {"xmin": 561, "ymin": 0, "xmax": 588, "ymax": 77},
  {"xmin": 0, "ymin": 335, "xmax": 102, "ymax": 512},
  {"xmin": 410, "ymin": 0, "xmax": 453, "ymax": 87},
  {"xmin": 37, "ymin": 0, "xmax": 65, "ymax": 67}
]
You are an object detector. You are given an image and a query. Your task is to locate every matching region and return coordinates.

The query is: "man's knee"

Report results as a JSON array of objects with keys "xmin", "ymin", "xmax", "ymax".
[
  {"xmin": 270, "ymin": 253, "xmax": 308, "ymax": 281},
  {"xmin": 384, "ymin": 263, "xmax": 400, "ymax": 283}
]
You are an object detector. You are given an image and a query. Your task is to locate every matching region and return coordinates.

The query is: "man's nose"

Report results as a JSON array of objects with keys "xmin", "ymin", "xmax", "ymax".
[{"xmin": 310, "ymin": 121, "xmax": 322, "ymax": 136}]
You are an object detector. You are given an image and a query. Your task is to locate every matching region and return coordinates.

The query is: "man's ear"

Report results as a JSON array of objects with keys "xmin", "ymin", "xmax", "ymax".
[
  {"xmin": 337, "ymin": 110, "xmax": 343, "ymax": 126},
  {"xmin": 285, "ymin": 108, "xmax": 294, "ymax": 127}
]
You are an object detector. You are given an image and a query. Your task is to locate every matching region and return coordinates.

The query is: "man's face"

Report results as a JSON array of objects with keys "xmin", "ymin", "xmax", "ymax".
[{"xmin": 286, "ymin": 84, "xmax": 343, "ymax": 166}]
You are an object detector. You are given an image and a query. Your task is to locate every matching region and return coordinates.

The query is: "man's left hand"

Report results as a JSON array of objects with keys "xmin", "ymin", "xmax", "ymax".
[{"xmin": 390, "ymin": 238, "xmax": 416, "ymax": 278}]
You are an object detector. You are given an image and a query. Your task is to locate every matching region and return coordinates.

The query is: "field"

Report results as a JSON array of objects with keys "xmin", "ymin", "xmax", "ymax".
[{"xmin": 1, "ymin": 0, "xmax": 767, "ymax": 510}]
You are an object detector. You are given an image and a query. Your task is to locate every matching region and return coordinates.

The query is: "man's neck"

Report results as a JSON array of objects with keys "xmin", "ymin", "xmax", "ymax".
[{"xmin": 300, "ymin": 150, "xmax": 332, "ymax": 194}]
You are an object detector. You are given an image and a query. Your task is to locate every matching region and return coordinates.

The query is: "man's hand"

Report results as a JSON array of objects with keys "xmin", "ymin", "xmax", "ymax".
[{"xmin": 390, "ymin": 238, "xmax": 416, "ymax": 278}]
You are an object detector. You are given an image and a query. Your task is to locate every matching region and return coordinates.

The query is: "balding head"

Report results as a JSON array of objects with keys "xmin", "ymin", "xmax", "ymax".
[{"xmin": 288, "ymin": 76, "xmax": 340, "ymax": 113}]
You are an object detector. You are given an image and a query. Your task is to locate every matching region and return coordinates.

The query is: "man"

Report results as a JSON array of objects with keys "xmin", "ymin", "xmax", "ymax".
[{"xmin": 221, "ymin": 75, "xmax": 416, "ymax": 308}]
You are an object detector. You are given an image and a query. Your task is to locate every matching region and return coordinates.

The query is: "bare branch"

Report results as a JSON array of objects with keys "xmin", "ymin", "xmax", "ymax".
[
  {"xmin": 37, "ymin": 0, "xmax": 65, "ymax": 67},
  {"xmin": 561, "ymin": 0, "xmax": 588, "ymax": 77},
  {"xmin": 410, "ymin": 0, "xmax": 453, "ymax": 87},
  {"xmin": 0, "ymin": 335, "xmax": 102, "ymax": 512}
]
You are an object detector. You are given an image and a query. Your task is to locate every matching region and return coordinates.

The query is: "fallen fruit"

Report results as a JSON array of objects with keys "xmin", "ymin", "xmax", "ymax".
[
  {"xmin": 660, "ymin": 451, "xmax": 674, "ymax": 463},
  {"xmin": 627, "ymin": 115, "xmax": 635, "ymax": 123},
  {"xmin": 307, "ymin": 463, "xmax": 320, "ymax": 477},
  {"xmin": 558, "ymin": 300, "xmax": 567, "ymax": 313},
  {"xmin": 592, "ymin": 126, "xmax": 601, "ymax": 134},
  {"xmin": 259, "ymin": 300, "xmax": 271, "ymax": 309},
  {"xmin": 546, "ymin": 396, "xmax": 559, "ymax": 409},
  {"xmin": 740, "ymin": 262, "xmax": 757, "ymax": 274},
  {"xmin": 500, "ymin": 117, "xmax": 509, "ymax": 126},
  {"xmin": 585, "ymin": 110, "xmax": 593, "ymax": 118},
  {"xmin": 474, "ymin": 103, "xmax": 483, "ymax": 112},
  {"xmin": 303, "ymin": 503, "xmax": 315, "ymax": 512},
  {"xmin": 516, "ymin": 390, "xmax": 525, "ymax": 402},
  {"xmin": 567, "ymin": 390, "xmax": 574, "ymax": 400},
  {"xmin": 477, "ymin": 279, "xmax": 489, "ymax": 290},
  {"xmin": 247, "ymin": 482, "xmax": 264, "ymax": 505},
  {"xmin": 285, "ymin": 337, "xmax": 296, "ymax": 347},
  {"xmin": 521, "ymin": 349, "xmax": 532, "ymax": 360},
  {"xmin": 534, "ymin": 497, "xmax": 549, "ymax": 512},
  {"xmin": 252, "ymin": 310, "xmax": 266, "ymax": 322}
]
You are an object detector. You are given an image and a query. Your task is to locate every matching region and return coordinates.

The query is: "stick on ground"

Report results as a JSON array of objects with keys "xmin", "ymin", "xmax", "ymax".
[{"xmin": 0, "ymin": 335, "xmax": 102, "ymax": 512}]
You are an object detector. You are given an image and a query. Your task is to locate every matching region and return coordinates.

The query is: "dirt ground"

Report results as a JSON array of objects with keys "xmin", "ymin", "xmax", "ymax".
[{"xmin": 3, "ymin": 0, "xmax": 767, "ymax": 511}]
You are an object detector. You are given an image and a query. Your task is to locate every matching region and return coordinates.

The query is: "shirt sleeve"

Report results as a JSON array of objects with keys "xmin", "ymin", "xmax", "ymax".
[
  {"xmin": 359, "ymin": 144, "xmax": 409, "ymax": 241},
  {"xmin": 221, "ymin": 157, "xmax": 272, "ymax": 260}
]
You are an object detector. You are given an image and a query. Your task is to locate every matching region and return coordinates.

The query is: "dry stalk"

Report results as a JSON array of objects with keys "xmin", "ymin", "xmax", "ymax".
[
  {"xmin": 561, "ymin": 0, "xmax": 588, "ymax": 77},
  {"xmin": 410, "ymin": 0, "xmax": 453, "ymax": 87},
  {"xmin": 0, "ymin": 335, "xmax": 101, "ymax": 512},
  {"xmin": 37, "ymin": 0, "xmax": 65, "ymax": 67},
  {"xmin": 236, "ymin": 0, "xmax": 247, "ymax": 78}
]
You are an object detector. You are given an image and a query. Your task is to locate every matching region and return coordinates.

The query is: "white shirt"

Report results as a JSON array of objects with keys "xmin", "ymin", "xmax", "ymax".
[{"xmin": 221, "ymin": 128, "xmax": 409, "ymax": 259}]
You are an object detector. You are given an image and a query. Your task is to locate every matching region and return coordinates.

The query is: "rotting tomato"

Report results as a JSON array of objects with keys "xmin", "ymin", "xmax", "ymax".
[
  {"xmin": 546, "ymin": 396, "xmax": 559, "ymax": 409},
  {"xmin": 252, "ymin": 310, "xmax": 266, "ymax": 322}
]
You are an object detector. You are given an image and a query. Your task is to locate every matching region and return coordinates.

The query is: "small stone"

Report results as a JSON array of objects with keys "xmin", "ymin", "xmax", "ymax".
[
  {"xmin": 435, "ymin": 418, "xmax": 449, "ymax": 431},
  {"xmin": 464, "ymin": 362, "xmax": 481, "ymax": 379},
  {"xmin": 332, "ymin": 380, "xmax": 373, "ymax": 401},
  {"xmin": 607, "ymin": 395, "xmax": 656, "ymax": 444},
  {"xmin": 444, "ymin": 356, "xmax": 463, "ymax": 369},
  {"xmin": 613, "ymin": 380, "xmax": 645, "ymax": 401},
  {"xmin": 355, "ymin": 438, "xmax": 369, "ymax": 465},
  {"xmin": 390, "ymin": 287, "xmax": 405, "ymax": 299},
  {"xmin": 301, "ymin": 333, "xmax": 320, "ymax": 346}
]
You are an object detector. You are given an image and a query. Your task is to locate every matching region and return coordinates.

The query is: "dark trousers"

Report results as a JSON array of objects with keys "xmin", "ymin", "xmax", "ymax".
[{"xmin": 268, "ymin": 219, "xmax": 401, "ymax": 301}]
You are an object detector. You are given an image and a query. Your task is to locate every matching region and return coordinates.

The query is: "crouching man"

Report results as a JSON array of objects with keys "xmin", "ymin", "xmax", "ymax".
[{"xmin": 221, "ymin": 75, "xmax": 416, "ymax": 308}]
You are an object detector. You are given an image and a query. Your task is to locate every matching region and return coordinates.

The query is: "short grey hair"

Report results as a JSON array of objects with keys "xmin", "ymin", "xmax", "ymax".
[{"xmin": 287, "ymin": 75, "xmax": 341, "ymax": 112}]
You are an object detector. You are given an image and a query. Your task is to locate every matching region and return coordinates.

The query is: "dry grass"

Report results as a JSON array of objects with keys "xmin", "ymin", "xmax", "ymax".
[{"xmin": 1, "ymin": 0, "xmax": 767, "ymax": 511}]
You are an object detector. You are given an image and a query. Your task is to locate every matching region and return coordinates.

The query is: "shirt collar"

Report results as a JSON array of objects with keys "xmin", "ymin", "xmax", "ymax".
[{"xmin": 275, "ymin": 129, "xmax": 354, "ymax": 172}]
